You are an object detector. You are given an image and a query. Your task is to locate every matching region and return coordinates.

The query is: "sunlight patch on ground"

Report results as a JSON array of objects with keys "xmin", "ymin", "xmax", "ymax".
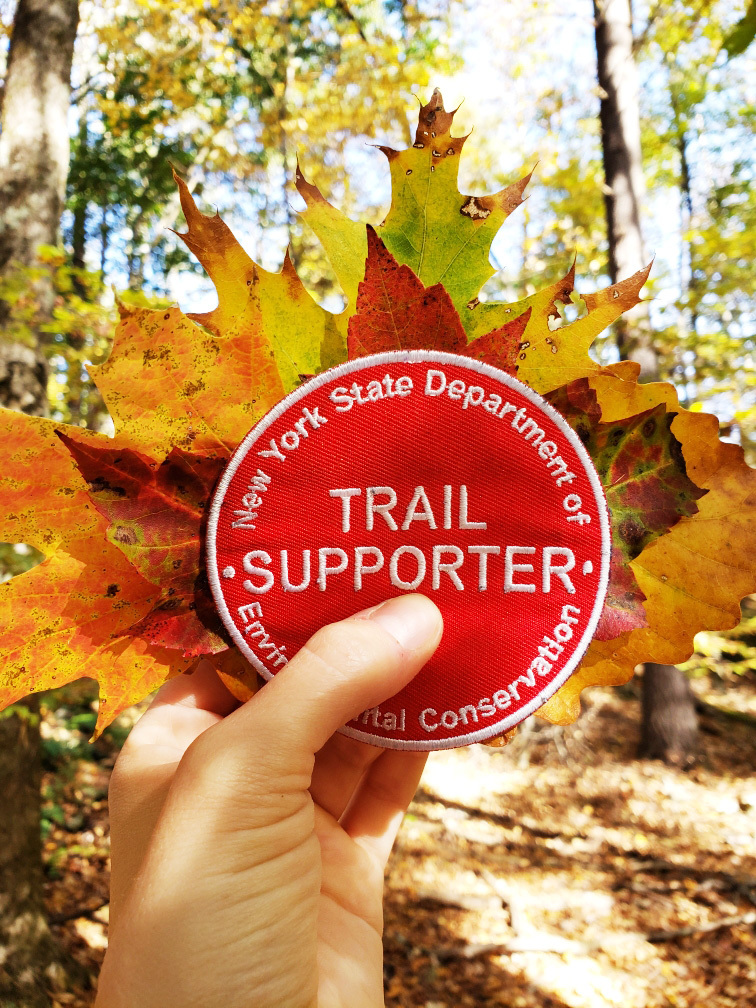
[{"xmin": 386, "ymin": 685, "xmax": 756, "ymax": 1007}]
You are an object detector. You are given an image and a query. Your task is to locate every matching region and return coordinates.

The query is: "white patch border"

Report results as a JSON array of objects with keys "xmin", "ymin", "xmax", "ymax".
[{"xmin": 207, "ymin": 350, "xmax": 611, "ymax": 751}]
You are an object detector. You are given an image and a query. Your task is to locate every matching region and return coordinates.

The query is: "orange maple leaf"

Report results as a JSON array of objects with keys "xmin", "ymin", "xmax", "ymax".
[{"xmin": 1, "ymin": 88, "xmax": 754, "ymax": 738}]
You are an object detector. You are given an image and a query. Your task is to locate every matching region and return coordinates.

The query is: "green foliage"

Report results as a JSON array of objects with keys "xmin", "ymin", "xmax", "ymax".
[
  {"xmin": 683, "ymin": 597, "xmax": 756, "ymax": 679},
  {"xmin": 0, "ymin": 542, "xmax": 43, "ymax": 580},
  {"xmin": 67, "ymin": 111, "xmax": 196, "ymax": 292},
  {"xmin": 723, "ymin": 0, "xmax": 756, "ymax": 57}
]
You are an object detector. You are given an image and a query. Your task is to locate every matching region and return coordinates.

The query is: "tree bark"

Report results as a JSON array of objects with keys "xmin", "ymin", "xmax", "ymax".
[
  {"xmin": 593, "ymin": 0, "xmax": 656, "ymax": 379},
  {"xmin": 593, "ymin": 0, "xmax": 698, "ymax": 766},
  {"xmin": 0, "ymin": 698, "xmax": 63, "ymax": 1007},
  {"xmin": 0, "ymin": 2, "xmax": 80, "ymax": 1004},
  {"xmin": 0, "ymin": 0, "xmax": 80, "ymax": 414},
  {"xmin": 639, "ymin": 663, "xmax": 698, "ymax": 766}
]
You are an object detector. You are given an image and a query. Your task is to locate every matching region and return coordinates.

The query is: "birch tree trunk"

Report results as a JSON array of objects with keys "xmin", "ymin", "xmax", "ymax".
[
  {"xmin": 0, "ymin": 2, "xmax": 81, "ymax": 1003},
  {"xmin": 593, "ymin": 0, "xmax": 697, "ymax": 765}
]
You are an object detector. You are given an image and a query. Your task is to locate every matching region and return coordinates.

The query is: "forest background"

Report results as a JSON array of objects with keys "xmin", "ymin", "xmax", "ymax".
[{"xmin": 0, "ymin": 0, "xmax": 755, "ymax": 1005}]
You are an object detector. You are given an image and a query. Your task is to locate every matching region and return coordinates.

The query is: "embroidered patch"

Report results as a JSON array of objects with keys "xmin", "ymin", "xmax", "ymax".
[{"xmin": 207, "ymin": 351, "xmax": 611, "ymax": 750}]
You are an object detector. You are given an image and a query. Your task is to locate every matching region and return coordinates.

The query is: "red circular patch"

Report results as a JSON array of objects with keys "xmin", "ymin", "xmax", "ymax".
[{"xmin": 207, "ymin": 352, "xmax": 610, "ymax": 750}]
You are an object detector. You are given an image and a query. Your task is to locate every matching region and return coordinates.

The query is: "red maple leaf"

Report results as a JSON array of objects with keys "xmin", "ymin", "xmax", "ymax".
[
  {"xmin": 56, "ymin": 432, "xmax": 230, "ymax": 656},
  {"xmin": 547, "ymin": 379, "xmax": 707, "ymax": 640},
  {"xmin": 348, "ymin": 226, "xmax": 530, "ymax": 373}
]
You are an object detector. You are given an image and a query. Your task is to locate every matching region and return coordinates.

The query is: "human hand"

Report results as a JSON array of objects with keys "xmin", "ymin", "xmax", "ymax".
[{"xmin": 95, "ymin": 594, "xmax": 443, "ymax": 1008}]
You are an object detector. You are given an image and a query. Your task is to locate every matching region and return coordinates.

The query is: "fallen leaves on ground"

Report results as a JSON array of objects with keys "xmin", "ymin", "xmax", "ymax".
[
  {"xmin": 40, "ymin": 672, "xmax": 756, "ymax": 1008},
  {"xmin": 383, "ymin": 682, "xmax": 756, "ymax": 1007}
]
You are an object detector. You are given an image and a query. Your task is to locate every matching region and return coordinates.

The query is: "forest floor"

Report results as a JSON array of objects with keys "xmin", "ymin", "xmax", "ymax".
[{"xmin": 41, "ymin": 671, "xmax": 756, "ymax": 1008}]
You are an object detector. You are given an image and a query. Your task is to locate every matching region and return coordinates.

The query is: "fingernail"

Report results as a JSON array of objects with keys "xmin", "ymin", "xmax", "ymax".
[{"xmin": 366, "ymin": 594, "xmax": 442, "ymax": 652}]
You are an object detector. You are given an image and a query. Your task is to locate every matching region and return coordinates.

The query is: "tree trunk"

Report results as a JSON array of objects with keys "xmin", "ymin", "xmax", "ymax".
[
  {"xmin": 593, "ymin": 0, "xmax": 656, "ymax": 379},
  {"xmin": 0, "ymin": 0, "xmax": 80, "ymax": 412},
  {"xmin": 71, "ymin": 112, "xmax": 88, "ymax": 300},
  {"xmin": 0, "ymin": 2, "xmax": 80, "ymax": 1003},
  {"xmin": 639, "ymin": 663, "xmax": 698, "ymax": 766},
  {"xmin": 0, "ymin": 697, "xmax": 63, "ymax": 1007},
  {"xmin": 593, "ymin": 0, "xmax": 698, "ymax": 766}
]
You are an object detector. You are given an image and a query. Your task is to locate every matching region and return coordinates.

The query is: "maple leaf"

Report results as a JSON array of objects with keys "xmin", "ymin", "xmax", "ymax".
[
  {"xmin": 539, "ymin": 364, "xmax": 756, "ymax": 725},
  {"xmin": 1, "ymin": 86, "xmax": 755, "ymax": 738},
  {"xmin": 547, "ymin": 379, "xmax": 707, "ymax": 640},
  {"xmin": 347, "ymin": 226, "xmax": 530, "ymax": 372},
  {"xmin": 56, "ymin": 431, "xmax": 229, "ymax": 657},
  {"xmin": 297, "ymin": 88, "xmax": 652, "ymax": 395}
]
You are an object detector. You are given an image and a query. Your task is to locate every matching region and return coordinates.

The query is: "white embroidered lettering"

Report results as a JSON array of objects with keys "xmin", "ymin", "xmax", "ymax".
[
  {"xmin": 281, "ymin": 549, "xmax": 311, "ymax": 592},
  {"xmin": 401, "ymin": 486, "xmax": 437, "ymax": 529},
  {"xmin": 542, "ymin": 547, "xmax": 576, "ymax": 593},
  {"xmin": 258, "ymin": 438, "xmax": 286, "ymax": 462},
  {"xmin": 366, "ymin": 379, "xmax": 383, "ymax": 401},
  {"xmin": 303, "ymin": 406, "xmax": 327, "ymax": 429},
  {"xmin": 293, "ymin": 417, "xmax": 310, "ymax": 439},
  {"xmin": 531, "ymin": 656, "xmax": 552, "ymax": 676},
  {"xmin": 419, "ymin": 708, "xmax": 438, "ymax": 732},
  {"xmin": 280, "ymin": 429, "xmax": 300, "ymax": 451},
  {"xmin": 432, "ymin": 545, "xmax": 464, "ymax": 590},
  {"xmin": 459, "ymin": 484, "xmax": 486, "ymax": 529},
  {"xmin": 467, "ymin": 545, "xmax": 500, "ymax": 590},
  {"xmin": 441, "ymin": 709, "xmax": 459, "ymax": 729},
  {"xmin": 389, "ymin": 545, "xmax": 426, "ymax": 590},
  {"xmin": 462, "ymin": 385, "xmax": 485, "ymax": 409},
  {"xmin": 478, "ymin": 697, "xmax": 496, "ymax": 717},
  {"xmin": 519, "ymin": 418, "xmax": 544, "ymax": 445},
  {"xmin": 504, "ymin": 546, "xmax": 536, "ymax": 593},
  {"xmin": 493, "ymin": 689, "xmax": 511, "ymax": 710},
  {"xmin": 510, "ymin": 407, "xmax": 528, "ymax": 431},
  {"xmin": 538, "ymin": 441, "xmax": 557, "ymax": 459},
  {"xmin": 366, "ymin": 486, "xmax": 398, "ymax": 530},
  {"xmin": 317, "ymin": 548, "xmax": 349, "ymax": 590},
  {"xmin": 354, "ymin": 546, "xmax": 384, "ymax": 590},
  {"xmin": 231, "ymin": 510, "xmax": 258, "ymax": 530},
  {"xmin": 330, "ymin": 387, "xmax": 353, "ymax": 411},
  {"xmin": 458, "ymin": 704, "xmax": 478, "ymax": 725},
  {"xmin": 237, "ymin": 602, "xmax": 262, "ymax": 623},
  {"xmin": 561, "ymin": 604, "xmax": 581, "ymax": 624},
  {"xmin": 329, "ymin": 487, "xmax": 361, "ymax": 531},
  {"xmin": 242, "ymin": 551, "xmax": 274, "ymax": 593},
  {"xmin": 554, "ymin": 621, "xmax": 573, "ymax": 642},
  {"xmin": 425, "ymin": 369, "xmax": 446, "ymax": 396}
]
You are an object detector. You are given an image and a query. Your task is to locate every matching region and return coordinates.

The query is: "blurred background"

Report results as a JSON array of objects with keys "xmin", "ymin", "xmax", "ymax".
[{"xmin": 0, "ymin": 1, "xmax": 754, "ymax": 1005}]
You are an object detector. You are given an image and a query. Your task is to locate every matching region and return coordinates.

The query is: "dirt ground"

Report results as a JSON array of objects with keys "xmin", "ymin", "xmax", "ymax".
[{"xmin": 42, "ymin": 674, "xmax": 756, "ymax": 1007}]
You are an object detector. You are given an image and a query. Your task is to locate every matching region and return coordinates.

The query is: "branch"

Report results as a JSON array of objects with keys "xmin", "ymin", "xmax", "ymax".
[
  {"xmin": 435, "ymin": 935, "xmax": 594, "ymax": 960},
  {"xmin": 49, "ymin": 899, "xmax": 109, "ymax": 926},
  {"xmin": 646, "ymin": 911, "xmax": 756, "ymax": 943},
  {"xmin": 334, "ymin": 0, "xmax": 367, "ymax": 42}
]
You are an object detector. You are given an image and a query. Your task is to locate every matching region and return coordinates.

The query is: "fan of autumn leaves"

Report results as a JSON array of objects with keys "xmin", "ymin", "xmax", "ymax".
[{"xmin": 2, "ymin": 90, "xmax": 755, "ymax": 738}]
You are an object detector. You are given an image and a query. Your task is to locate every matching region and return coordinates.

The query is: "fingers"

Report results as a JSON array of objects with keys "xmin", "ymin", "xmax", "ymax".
[
  {"xmin": 148, "ymin": 657, "xmax": 241, "ymax": 719},
  {"xmin": 111, "ymin": 595, "xmax": 442, "ymax": 913},
  {"xmin": 309, "ymin": 733, "xmax": 384, "ymax": 821},
  {"xmin": 198, "ymin": 594, "xmax": 443, "ymax": 782},
  {"xmin": 340, "ymin": 749, "xmax": 428, "ymax": 867},
  {"xmin": 108, "ymin": 659, "xmax": 238, "ymax": 918}
]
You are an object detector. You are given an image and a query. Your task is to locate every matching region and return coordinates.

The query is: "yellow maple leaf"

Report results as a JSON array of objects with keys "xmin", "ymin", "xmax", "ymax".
[{"xmin": 1, "ymin": 87, "xmax": 754, "ymax": 740}]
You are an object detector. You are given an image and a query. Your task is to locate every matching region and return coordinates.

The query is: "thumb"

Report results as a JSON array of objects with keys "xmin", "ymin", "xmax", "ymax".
[{"xmin": 201, "ymin": 593, "xmax": 443, "ymax": 772}]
